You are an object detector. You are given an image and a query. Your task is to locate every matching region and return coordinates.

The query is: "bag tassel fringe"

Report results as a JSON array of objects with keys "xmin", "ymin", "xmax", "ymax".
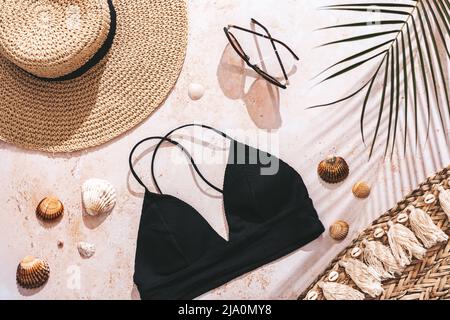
[
  {"xmin": 362, "ymin": 239, "xmax": 403, "ymax": 280},
  {"xmin": 318, "ymin": 282, "xmax": 365, "ymax": 300},
  {"xmin": 339, "ymin": 258, "xmax": 384, "ymax": 298},
  {"xmin": 438, "ymin": 186, "xmax": 450, "ymax": 219},
  {"xmin": 408, "ymin": 205, "xmax": 448, "ymax": 248},
  {"xmin": 387, "ymin": 221, "xmax": 426, "ymax": 268}
]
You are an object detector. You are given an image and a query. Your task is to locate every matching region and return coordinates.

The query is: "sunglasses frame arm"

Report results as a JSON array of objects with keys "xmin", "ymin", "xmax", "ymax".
[
  {"xmin": 223, "ymin": 20, "xmax": 298, "ymax": 90},
  {"xmin": 226, "ymin": 24, "xmax": 299, "ymax": 61},
  {"xmin": 249, "ymin": 18, "xmax": 289, "ymax": 85}
]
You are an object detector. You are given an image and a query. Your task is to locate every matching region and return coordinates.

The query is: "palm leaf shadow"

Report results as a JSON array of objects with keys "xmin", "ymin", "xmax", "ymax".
[{"xmin": 310, "ymin": 0, "xmax": 450, "ymax": 159}]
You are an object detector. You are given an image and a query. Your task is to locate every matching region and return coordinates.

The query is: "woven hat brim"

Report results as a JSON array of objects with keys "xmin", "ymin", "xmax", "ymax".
[{"xmin": 0, "ymin": 0, "xmax": 188, "ymax": 152}]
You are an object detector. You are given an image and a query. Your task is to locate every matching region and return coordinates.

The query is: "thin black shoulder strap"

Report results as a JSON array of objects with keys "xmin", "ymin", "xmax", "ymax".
[
  {"xmin": 150, "ymin": 124, "xmax": 232, "ymax": 194},
  {"xmin": 129, "ymin": 136, "xmax": 223, "ymax": 194}
]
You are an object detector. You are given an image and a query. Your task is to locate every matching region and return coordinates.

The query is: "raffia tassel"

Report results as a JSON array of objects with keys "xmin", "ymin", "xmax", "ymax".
[
  {"xmin": 362, "ymin": 240, "xmax": 403, "ymax": 280},
  {"xmin": 318, "ymin": 282, "xmax": 365, "ymax": 300},
  {"xmin": 387, "ymin": 221, "xmax": 426, "ymax": 268},
  {"xmin": 339, "ymin": 258, "xmax": 383, "ymax": 298},
  {"xmin": 438, "ymin": 186, "xmax": 450, "ymax": 219},
  {"xmin": 408, "ymin": 206, "xmax": 448, "ymax": 248}
]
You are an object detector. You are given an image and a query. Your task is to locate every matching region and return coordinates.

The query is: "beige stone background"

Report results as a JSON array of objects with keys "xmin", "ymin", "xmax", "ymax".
[{"xmin": 0, "ymin": 0, "xmax": 449, "ymax": 299}]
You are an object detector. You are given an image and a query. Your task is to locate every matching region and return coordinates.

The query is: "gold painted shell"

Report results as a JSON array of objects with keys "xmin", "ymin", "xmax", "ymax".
[
  {"xmin": 16, "ymin": 256, "xmax": 50, "ymax": 289},
  {"xmin": 329, "ymin": 220, "xmax": 349, "ymax": 240},
  {"xmin": 352, "ymin": 181, "xmax": 371, "ymax": 199},
  {"xmin": 36, "ymin": 197, "xmax": 64, "ymax": 220},
  {"xmin": 317, "ymin": 156, "xmax": 349, "ymax": 184}
]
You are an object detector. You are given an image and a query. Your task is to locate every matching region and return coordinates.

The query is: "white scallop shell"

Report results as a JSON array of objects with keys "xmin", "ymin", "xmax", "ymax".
[
  {"xmin": 82, "ymin": 178, "xmax": 116, "ymax": 216},
  {"xmin": 77, "ymin": 242, "xmax": 96, "ymax": 258}
]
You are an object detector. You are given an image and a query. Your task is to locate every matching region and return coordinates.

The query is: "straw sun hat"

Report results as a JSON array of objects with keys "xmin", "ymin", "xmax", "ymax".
[{"xmin": 0, "ymin": 0, "xmax": 187, "ymax": 152}]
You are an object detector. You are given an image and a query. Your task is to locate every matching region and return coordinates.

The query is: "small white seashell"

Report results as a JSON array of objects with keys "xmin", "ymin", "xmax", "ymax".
[
  {"xmin": 188, "ymin": 83, "xmax": 205, "ymax": 101},
  {"xmin": 397, "ymin": 213, "xmax": 409, "ymax": 224},
  {"xmin": 424, "ymin": 194, "xmax": 436, "ymax": 205},
  {"xmin": 351, "ymin": 247, "xmax": 362, "ymax": 258},
  {"xmin": 374, "ymin": 227, "xmax": 385, "ymax": 239},
  {"xmin": 77, "ymin": 242, "xmax": 96, "ymax": 258},
  {"xmin": 328, "ymin": 271, "xmax": 339, "ymax": 282},
  {"xmin": 306, "ymin": 290, "xmax": 319, "ymax": 300},
  {"xmin": 82, "ymin": 178, "xmax": 116, "ymax": 216}
]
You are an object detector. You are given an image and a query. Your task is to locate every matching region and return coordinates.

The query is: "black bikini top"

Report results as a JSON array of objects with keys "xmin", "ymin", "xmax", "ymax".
[{"xmin": 129, "ymin": 124, "xmax": 324, "ymax": 300}]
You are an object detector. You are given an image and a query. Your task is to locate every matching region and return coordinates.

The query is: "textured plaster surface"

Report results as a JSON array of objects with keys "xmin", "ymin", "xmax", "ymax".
[{"xmin": 0, "ymin": 0, "xmax": 449, "ymax": 299}]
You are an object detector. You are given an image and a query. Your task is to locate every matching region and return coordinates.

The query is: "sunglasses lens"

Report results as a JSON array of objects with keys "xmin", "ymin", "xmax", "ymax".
[{"xmin": 229, "ymin": 35, "xmax": 247, "ymax": 58}]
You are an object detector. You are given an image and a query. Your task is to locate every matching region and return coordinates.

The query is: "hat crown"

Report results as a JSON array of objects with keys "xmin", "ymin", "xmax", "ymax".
[{"xmin": 0, "ymin": 0, "xmax": 111, "ymax": 78}]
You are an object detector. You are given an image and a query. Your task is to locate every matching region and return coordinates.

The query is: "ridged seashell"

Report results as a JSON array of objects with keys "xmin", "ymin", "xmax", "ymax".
[
  {"xmin": 306, "ymin": 290, "xmax": 319, "ymax": 300},
  {"xmin": 16, "ymin": 256, "xmax": 50, "ymax": 289},
  {"xmin": 36, "ymin": 196, "xmax": 64, "ymax": 221},
  {"xmin": 374, "ymin": 227, "xmax": 385, "ymax": 239},
  {"xmin": 352, "ymin": 181, "xmax": 371, "ymax": 199},
  {"xmin": 397, "ymin": 213, "xmax": 409, "ymax": 224},
  {"xmin": 328, "ymin": 271, "xmax": 339, "ymax": 282},
  {"xmin": 424, "ymin": 194, "xmax": 436, "ymax": 205},
  {"xmin": 351, "ymin": 247, "xmax": 362, "ymax": 258},
  {"xmin": 317, "ymin": 156, "xmax": 349, "ymax": 184},
  {"xmin": 329, "ymin": 220, "xmax": 349, "ymax": 241},
  {"xmin": 77, "ymin": 242, "xmax": 96, "ymax": 258},
  {"xmin": 81, "ymin": 178, "xmax": 116, "ymax": 216}
]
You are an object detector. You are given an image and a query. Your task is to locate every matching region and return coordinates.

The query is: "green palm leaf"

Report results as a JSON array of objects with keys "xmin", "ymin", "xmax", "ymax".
[{"xmin": 310, "ymin": 0, "xmax": 450, "ymax": 158}]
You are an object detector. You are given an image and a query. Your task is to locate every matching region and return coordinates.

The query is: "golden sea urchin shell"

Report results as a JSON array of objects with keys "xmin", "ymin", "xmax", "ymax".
[
  {"xmin": 16, "ymin": 256, "xmax": 50, "ymax": 289},
  {"xmin": 352, "ymin": 181, "xmax": 371, "ymax": 199},
  {"xmin": 36, "ymin": 196, "xmax": 64, "ymax": 221},
  {"xmin": 317, "ymin": 156, "xmax": 349, "ymax": 184},
  {"xmin": 329, "ymin": 220, "xmax": 349, "ymax": 240}
]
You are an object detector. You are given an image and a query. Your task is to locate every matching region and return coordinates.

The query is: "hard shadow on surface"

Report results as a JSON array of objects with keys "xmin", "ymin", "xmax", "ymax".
[
  {"xmin": 36, "ymin": 214, "xmax": 64, "ymax": 229},
  {"xmin": 17, "ymin": 281, "xmax": 47, "ymax": 297},
  {"xmin": 82, "ymin": 208, "xmax": 111, "ymax": 230},
  {"xmin": 217, "ymin": 44, "xmax": 283, "ymax": 130}
]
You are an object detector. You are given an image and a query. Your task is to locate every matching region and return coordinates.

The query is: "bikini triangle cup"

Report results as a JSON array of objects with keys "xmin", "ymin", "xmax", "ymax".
[{"xmin": 129, "ymin": 124, "xmax": 325, "ymax": 300}]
